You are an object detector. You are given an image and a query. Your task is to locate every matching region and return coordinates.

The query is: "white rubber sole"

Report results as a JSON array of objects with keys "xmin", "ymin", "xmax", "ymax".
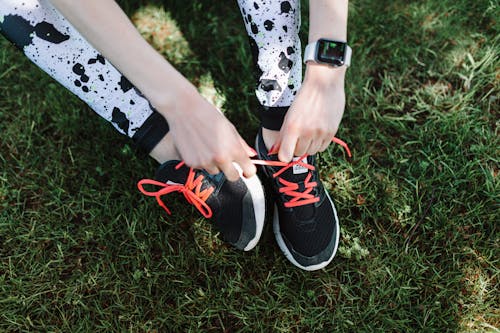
[{"xmin": 234, "ymin": 163, "xmax": 266, "ymax": 251}]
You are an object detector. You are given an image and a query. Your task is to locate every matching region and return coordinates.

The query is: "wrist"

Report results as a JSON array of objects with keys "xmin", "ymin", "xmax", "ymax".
[
  {"xmin": 149, "ymin": 80, "xmax": 199, "ymax": 120},
  {"xmin": 304, "ymin": 62, "xmax": 346, "ymax": 88}
]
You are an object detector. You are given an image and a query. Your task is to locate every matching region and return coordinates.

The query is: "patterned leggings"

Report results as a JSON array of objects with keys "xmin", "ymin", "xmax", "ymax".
[{"xmin": 0, "ymin": 0, "xmax": 301, "ymax": 153}]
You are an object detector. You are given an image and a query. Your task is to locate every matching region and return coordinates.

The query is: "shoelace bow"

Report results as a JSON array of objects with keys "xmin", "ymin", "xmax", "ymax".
[
  {"xmin": 253, "ymin": 137, "xmax": 351, "ymax": 208},
  {"xmin": 137, "ymin": 161, "xmax": 214, "ymax": 218},
  {"xmin": 137, "ymin": 138, "xmax": 351, "ymax": 216}
]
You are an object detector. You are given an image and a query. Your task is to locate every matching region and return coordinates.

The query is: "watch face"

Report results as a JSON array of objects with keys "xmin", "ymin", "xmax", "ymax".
[{"xmin": 317, "ymin": 39, "xmax": 346, "ymax": 66}]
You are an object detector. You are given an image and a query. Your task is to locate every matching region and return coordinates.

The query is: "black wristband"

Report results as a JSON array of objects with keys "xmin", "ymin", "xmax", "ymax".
[{"xmin": 132, "ymin": 111, "xmax": 169, "ymax": 155}]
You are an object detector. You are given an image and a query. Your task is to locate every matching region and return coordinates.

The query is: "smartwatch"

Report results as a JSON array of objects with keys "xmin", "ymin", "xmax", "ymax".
[{"xmin": 304, "ymin": 38, "xmax": 352, "ymax": 67}]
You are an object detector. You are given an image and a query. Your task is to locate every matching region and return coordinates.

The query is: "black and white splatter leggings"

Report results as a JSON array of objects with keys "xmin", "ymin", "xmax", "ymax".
[{"xmin": 0, "ymin": 0, "xmax": 301, "ymax": 153}]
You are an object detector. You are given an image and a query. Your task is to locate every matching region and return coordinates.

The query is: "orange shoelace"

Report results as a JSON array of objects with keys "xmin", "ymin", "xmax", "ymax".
[
  {"xmin": 137, "ymin": 138, "xmax": 351, "ymax": 216},
  {"xmin": 252, "ymin": 137, "xmax": 352, "ymax": 208},
  {"xmin": 137, "ymin": 161, "xmax": 214, "ymax": 218}
]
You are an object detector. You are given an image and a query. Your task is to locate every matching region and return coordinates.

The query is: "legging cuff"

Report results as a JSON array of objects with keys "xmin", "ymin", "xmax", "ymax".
[
  {"xmin": 132, "ymin": 112, "xmax": 169, "ymax": 154},
  {"xmin": 260, "ymin": 105, "xmax": 288, "ymax": 130}
]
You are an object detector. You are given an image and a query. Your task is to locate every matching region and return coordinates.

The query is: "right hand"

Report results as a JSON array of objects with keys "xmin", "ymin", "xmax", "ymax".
[{"xmin": 161, "ymin": 87, "xmax": 257, "ymax": 182}]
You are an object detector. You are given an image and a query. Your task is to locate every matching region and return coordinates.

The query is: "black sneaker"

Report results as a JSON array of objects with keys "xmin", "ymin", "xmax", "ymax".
[
  {"xmin": 138, "ymin": 160, "xmax": 265, "ymax": 251},
  {"xmin": 255, "ymin": 130, "xmax": 350, "ymax": 270}
]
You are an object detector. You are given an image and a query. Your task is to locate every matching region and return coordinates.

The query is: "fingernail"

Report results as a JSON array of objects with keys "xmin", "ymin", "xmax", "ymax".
[{"xmin": 249, "ymin": 147, "xmax": 257, "ymax": 157}]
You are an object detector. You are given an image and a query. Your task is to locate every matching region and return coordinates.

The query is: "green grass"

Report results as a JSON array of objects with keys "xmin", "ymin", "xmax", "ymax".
[{"xmin": 1, "ymin": 0, "xmax": 498, "ymax": 331}]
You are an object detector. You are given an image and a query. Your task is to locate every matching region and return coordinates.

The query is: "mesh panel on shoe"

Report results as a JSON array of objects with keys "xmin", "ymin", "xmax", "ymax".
[
  {"xmin": 207, "ymin": 177, "xmax": 247, "ymax": 244},
  {"xmin": 278, "ymin": 197, "xmax": 336, "ymax": 256}
]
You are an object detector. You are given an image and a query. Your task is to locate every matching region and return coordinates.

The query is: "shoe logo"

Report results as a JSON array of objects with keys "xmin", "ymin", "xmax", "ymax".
[{"xmin": 292, "ymin": 157, "xmax": 309, "ymax": 174}]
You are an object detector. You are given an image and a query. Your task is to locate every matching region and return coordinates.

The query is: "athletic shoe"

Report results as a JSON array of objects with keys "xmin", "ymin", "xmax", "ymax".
[
  {"xmin": 137, "ymin": 160, "xmax": 265, "ymax": 251},
  {"xmin": 254, "ymin": 130, "xmax": 351, "ymax": 270}
]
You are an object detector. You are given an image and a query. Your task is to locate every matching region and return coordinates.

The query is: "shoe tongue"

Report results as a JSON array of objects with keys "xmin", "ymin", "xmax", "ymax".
[
  {"xmin": 287, "ymin": 156, "xmax": 312, "ymax": 180},
  {"xmin": 266, "ymin": 154, "xmax": 313, "ymax": 183},
  {"xmin": 267, "ymin": 154, "xmax": 317, "ymax": 221}
]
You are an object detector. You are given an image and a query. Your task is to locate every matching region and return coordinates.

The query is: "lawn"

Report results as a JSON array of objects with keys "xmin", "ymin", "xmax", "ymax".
[{"xmin": 0, "ymin": 0, "xmax": 498, "ymax": 331}]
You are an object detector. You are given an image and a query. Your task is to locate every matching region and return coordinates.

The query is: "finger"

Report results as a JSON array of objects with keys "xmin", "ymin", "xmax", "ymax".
[
  {"xmin": 219, "ymin": 162, "xmax": 240, "ymax": 182},
  {"xmin": 236, "ymin": 138, "xmax": 257, "ymax": 177},
  {"xmin": 308, "ymin": 140, "xmax": 323, "ymax": 156},
  {"xmin": 204, "ymin": 164, "xmax": 221, "ymax": 175},
  {"xmin": 239, "ymin": 137, "xmax": 257, "ymax": 157},
  {"xmin": 278, "ymin": 131, "xmax": 298, "ymax": 163},
  {"xmin": 319, "ymin": 139, "xmax": 331, "ymax": 153},
  {"xmin": 294, "ymin": 138, "xmax": 312, "ymax": 157},
  {"xmin": 237, "ymin": 155, "xmax": 257, "ymax": 178},
  {"xmin": 268, "ymin": 138, "xmax": 281, "ymax": 155}
]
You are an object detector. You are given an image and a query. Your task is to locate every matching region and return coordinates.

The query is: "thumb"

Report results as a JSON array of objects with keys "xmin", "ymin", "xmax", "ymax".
[
  {"xmin": 268, "ymin": 136, "xmax": 282, "ymax": 155},
  {"xmin": 278, "ymin": 131, "xmax": 297, "ymax": 163}
]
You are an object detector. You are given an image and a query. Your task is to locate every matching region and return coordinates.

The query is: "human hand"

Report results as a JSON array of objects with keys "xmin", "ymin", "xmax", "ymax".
[
  {"xmin": 162, "ymin": 86, "xmax": 257, "ymax": 182},
  {"xmin": 274, "ymin": 63, "xmax": 346, "ymax": 162}
]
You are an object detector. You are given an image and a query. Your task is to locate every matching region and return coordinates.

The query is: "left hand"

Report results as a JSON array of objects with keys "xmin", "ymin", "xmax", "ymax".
[{"xmin": 275, "ymin": 63, "xmax": 347, "ymax": 162}]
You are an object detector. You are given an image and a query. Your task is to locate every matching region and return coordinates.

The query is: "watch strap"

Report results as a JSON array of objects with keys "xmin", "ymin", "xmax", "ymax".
[
  {"xmin": 303, "ymin": 42, "xmax": 317, "ymax": 64},
  {"xmin": 344, "ymin": 44, "xmax": 352, "ymax": 67}
]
